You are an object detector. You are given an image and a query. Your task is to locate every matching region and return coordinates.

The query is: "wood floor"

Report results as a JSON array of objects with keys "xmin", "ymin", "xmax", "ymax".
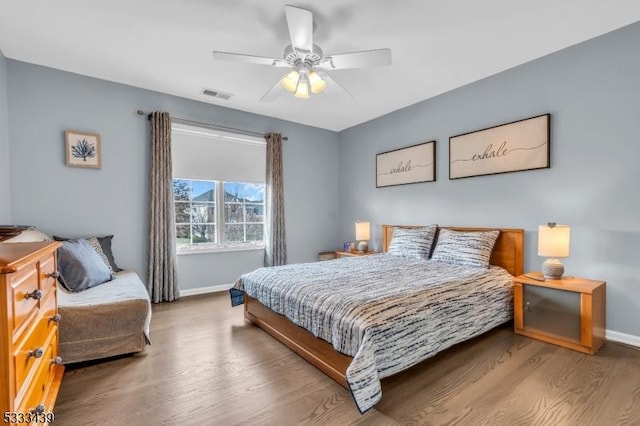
[{"xmin": 55, "ymin": 292, "xmax": 640, "ymax": 426}]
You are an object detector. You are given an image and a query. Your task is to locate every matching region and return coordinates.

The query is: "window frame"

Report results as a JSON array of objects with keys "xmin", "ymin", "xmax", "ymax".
[{"xmin": 174, "ymin": 178, "xmax": 266, "ymax": 255}]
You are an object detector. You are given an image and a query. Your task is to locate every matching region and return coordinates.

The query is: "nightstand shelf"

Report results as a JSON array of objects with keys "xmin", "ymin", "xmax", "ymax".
[
  {"xmin": 513, "ymin": 273, "xmax": 606, "ymax": 355},
  {"xmin": 335, "ymin": 251, "xmax": 377, "ymax": 258}
]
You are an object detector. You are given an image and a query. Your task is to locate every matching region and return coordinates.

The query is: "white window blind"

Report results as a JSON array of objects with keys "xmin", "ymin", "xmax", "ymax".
[{"xmin": 171, "ymin": 122, "xmax": 265, "ymax": 183}]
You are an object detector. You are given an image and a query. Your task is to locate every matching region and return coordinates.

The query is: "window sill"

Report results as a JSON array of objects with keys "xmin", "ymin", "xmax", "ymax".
[{"xmin": 177, "ymin": 245, "xmax": 265, "ymax": 256}]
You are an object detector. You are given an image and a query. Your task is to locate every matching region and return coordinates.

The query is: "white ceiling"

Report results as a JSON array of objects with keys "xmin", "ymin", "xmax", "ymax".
[{"xmin": 1, "ymin": 1, "xmax": 639, "ymax": 131}]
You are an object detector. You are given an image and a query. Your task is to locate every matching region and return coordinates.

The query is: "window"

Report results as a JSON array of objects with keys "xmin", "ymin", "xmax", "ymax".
[
  {"xmin": 174, "ymin": 179, "xmax": 216, "ymax": 245},
  {"xmin": 223, "ymin": 182, "xmax": 265, "ymax": 243},
  {"xmin": 174, "ymin": 179, "xmax": 265, "ymax": 251},
  {"xmin": 171, "ymin": 122, "xmax": 266, "ymax": 253}
]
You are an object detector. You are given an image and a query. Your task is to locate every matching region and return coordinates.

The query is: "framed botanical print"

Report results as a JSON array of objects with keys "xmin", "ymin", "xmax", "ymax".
[{"xmin": 65, "ymin": 130, "xmax": 101, "ymax": 169}]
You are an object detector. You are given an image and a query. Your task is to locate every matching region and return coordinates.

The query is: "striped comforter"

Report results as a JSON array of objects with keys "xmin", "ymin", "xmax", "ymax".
[{"xmin": 232, "ymin": 254, "xmax": 513, "ymax": 413}]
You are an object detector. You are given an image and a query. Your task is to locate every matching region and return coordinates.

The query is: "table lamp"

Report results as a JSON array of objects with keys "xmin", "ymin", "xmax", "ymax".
[
  {"xmin": 355, "ymin": 221, "xmax": 371, "ymax": 253},
  {"xmin": 538, "ymin": 222, "xmax": 571, "ymax": 279}
]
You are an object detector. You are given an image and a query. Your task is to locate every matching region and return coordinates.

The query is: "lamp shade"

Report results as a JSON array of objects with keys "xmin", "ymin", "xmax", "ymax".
[
  {"xmin": 538, "ymin": 224, "xmax": 570, "ymax": 258},
  {"xmin": 308, "ymin": 71, "xmax": 326, "ymax": 94},
  {"xmin": 294, "ymin": 75, "xmax": 310, "ymax": 99},
  {"xmin": 355, "ymin": 221, "xmax": 371, "ymax": 241},
  {"xmin": 281, "ymin": 70, "xmax": 299, "ymax": 92}
]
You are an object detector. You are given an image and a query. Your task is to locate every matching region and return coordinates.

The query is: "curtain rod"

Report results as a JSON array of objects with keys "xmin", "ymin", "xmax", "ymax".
[{"xmin": 136, "ymin": 110, "xmax": 288, "ymax": 141}]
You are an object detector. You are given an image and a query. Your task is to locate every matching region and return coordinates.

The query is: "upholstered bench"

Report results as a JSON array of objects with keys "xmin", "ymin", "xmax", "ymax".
[{"xmin": 57, "ymin": 270, "xmax": 151, "ymax": 364}]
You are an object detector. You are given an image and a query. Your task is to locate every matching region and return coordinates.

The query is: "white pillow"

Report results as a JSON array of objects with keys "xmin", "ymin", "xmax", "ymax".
[
  {"xmin": 387, "ymin": 225, "xmax": 437, "ymax": 259},
  {"xmin": 431, "ymin": 229, "xmax": 500, "ymax": 268},
  {"xmin": 3, "ymin": 229, "xmax": 53, "ymax": 242}
]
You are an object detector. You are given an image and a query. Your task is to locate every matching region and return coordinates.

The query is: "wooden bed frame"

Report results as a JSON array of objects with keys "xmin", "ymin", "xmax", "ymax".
[{"xmin": 244, "ymin": 225, "xmax": 524, "ymax": 389}]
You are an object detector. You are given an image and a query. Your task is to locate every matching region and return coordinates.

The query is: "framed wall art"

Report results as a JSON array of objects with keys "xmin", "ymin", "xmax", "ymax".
[
  {"xmin": 449, "ymin": 114, "xmax": 550, "ymax": 180},
  {"xmin": 65, "ymin": 130, "xmax": 101, "ymax": 169},
  {"xmin": 376, "ymin": 140, "xmax": 436, "ymax": 188}
]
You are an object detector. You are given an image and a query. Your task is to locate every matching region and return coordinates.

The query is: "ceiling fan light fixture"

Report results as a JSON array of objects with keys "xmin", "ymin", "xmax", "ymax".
[
  {"xmin": 212, "ymin": 6, "xmax": 391, "ymax": 102},
  {"xmin": 294, "ymin": 75, "xmax": 310, "ymax": 99},
  {"xmin": 308, "ymin": 71, "xmax": 326, "ymax": 94},
  {"xmin": 281, "ymin": 69, "xmax": 300, "ymax": 92}
]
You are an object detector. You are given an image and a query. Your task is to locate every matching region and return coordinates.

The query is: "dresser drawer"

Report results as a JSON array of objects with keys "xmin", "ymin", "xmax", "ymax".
[
  {"xmin": 13, "ymin": 294, "xmax": 57, "ymax": 402},
  {"xmin": 38, "ymin": 253, "xmax": 58, "ymax": 298},
  {"xmin": 16, "ymin": 334, "xmax": 56, "ymax": 417},
  {"xmin": 10, "ymin": 264, "xmax": 40, "ymax": 338},
  {"xmin": 14, "ymin": 336, "xmax": 60, "ymax": 426}
]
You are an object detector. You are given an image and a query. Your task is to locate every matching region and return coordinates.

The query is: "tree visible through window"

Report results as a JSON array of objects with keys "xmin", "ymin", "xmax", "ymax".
[
  {"xmin": 173, "ymin": 178, "xmax": 265, "ymax": 249},
  {"xmin": 224, "ymin": 182, "xmax": 265, "ymax": 243}
]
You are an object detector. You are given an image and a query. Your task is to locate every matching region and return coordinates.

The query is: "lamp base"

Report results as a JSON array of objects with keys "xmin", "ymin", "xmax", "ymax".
[
  {"xmin": 358, "ymin": 241, "xmax": 368, "ymax": 253},
  {"xmin": 542, "ymin": 258, "xmax": 564, "ymax": 280}
]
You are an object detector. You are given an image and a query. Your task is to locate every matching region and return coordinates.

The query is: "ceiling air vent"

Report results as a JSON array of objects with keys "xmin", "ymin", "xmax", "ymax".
[{"xmin": 202, "ymin": 88, "xmax": 233, "ymax": 100}]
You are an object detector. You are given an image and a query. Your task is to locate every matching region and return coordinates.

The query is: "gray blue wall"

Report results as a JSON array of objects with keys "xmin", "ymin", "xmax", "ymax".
[
  {"xmin": 4, "ymin": 22, "xmax": 639, "ymax": 338},
  {"xmin": 6, "ymin": 61, "xmax": 340, "ymax": 290},
  {"xmin": 338, "ymin": 22, "xmax": 640, "ymax": 337},
  {"xmin": 0, "ymin": 49, "xmax": 10, "ymax": 223}
]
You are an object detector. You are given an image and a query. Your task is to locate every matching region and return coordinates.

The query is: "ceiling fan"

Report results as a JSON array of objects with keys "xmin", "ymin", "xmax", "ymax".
[{"xmin": 212, "ymin": 5, "xmax": 392, "ymax": 101}]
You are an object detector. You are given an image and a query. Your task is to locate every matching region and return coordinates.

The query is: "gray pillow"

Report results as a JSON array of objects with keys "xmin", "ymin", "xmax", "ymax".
[
  {"xmin": 54, "ymin": 234, "xmax": 122, "ymax": 272},
  {"xmin": 387, "ymin": 225, "xmax": 437, "ymax": 259},
  {"xmin": 431, "ymin": 229, "xmax": 500, "ymax": 268},
  {"xmin": 57, "ymin": 239, "xmax": 114, "ymax": 292}
]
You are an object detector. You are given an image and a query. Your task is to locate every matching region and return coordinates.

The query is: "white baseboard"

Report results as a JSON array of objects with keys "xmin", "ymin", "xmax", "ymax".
[
  {"xmin": 179, "ymin": 283, "xmax": 233, "ymax": 297},
  {"xmin": 606, "ymin": 329, "xmax": 640, "ymax": 348}
]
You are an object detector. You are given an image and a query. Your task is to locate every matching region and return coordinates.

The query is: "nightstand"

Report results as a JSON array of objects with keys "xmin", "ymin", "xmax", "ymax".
[
  {"xmin": 513, "ymin": 273, "xmax": 606, "ymax": 355},
  {"xmin": 335, "ymin": 251, "xmax": 377, "ymax": 258}
]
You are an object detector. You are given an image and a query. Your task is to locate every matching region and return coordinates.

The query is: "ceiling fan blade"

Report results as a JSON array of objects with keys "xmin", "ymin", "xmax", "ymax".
[
  {"xmin": 319, "ymin": 48, "xmax": 392, "ymax": 70},
  {"xmin": 259, "ymin": 79, "xmax": 285, "ymax": 102},
  {"xmin": 212, "ymin": 51, "xmax": 289, "ymax": 67},
  {"xmin": 320, "ymin": 72, "xmax": 353, "ymax": 97},
  {"xmin": 284, "ymin": 5, "xmax": 313, "ymax": 53}
]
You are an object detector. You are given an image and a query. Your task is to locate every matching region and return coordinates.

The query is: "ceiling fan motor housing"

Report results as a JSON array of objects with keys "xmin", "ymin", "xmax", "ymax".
[{"xmin": 284, "ymin": 44, "xmax": 323, "ymax": 66}]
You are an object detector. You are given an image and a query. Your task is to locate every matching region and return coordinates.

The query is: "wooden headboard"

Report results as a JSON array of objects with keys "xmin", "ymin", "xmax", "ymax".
[{"xmin": 381, "ymin": 225, "xmax": 524, "ymax": 276}]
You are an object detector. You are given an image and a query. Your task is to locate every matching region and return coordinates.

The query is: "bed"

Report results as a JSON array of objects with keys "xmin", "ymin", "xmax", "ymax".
[{"xmin": 232, "ymin": 225, "xmax": 524, "ymax": 412}]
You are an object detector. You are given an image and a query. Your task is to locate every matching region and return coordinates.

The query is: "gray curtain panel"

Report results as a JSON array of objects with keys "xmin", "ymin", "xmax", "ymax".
[
  {"xmin": 148, "ymin": 111, "xmax": 179, "ymax": 303},
  {"xmin": 264, "ymin": 132, "xmax": 287, "ymax": 267}
]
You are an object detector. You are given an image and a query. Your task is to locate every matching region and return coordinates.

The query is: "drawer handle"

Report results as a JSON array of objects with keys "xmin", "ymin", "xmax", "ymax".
[
  {"xmin": 46, "ymin": 271, "xmax": 60, "ymax": 280},
  {"xmin": 27, "ymin": 347, "xmax": 44, "ymax": 359},
  {"xmin": 51, "ymin": 356, "xmax": 63, "ymax": 365},
  {"xmin": 29, "ymin": 404, "xmax": 46, "ymax": 415},
  {"xmin": 25, "ymin": 289, "xmax": 43, "ymax": 300},
  {"xmin": 49, "ymin": 313, "xmax": 62, "ymax": 323}
]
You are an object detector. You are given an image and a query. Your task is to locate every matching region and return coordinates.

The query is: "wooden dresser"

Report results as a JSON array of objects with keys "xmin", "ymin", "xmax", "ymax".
[{"xmin": 1, "ymin": 242, "xmax": 64, "ymax": 425}]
